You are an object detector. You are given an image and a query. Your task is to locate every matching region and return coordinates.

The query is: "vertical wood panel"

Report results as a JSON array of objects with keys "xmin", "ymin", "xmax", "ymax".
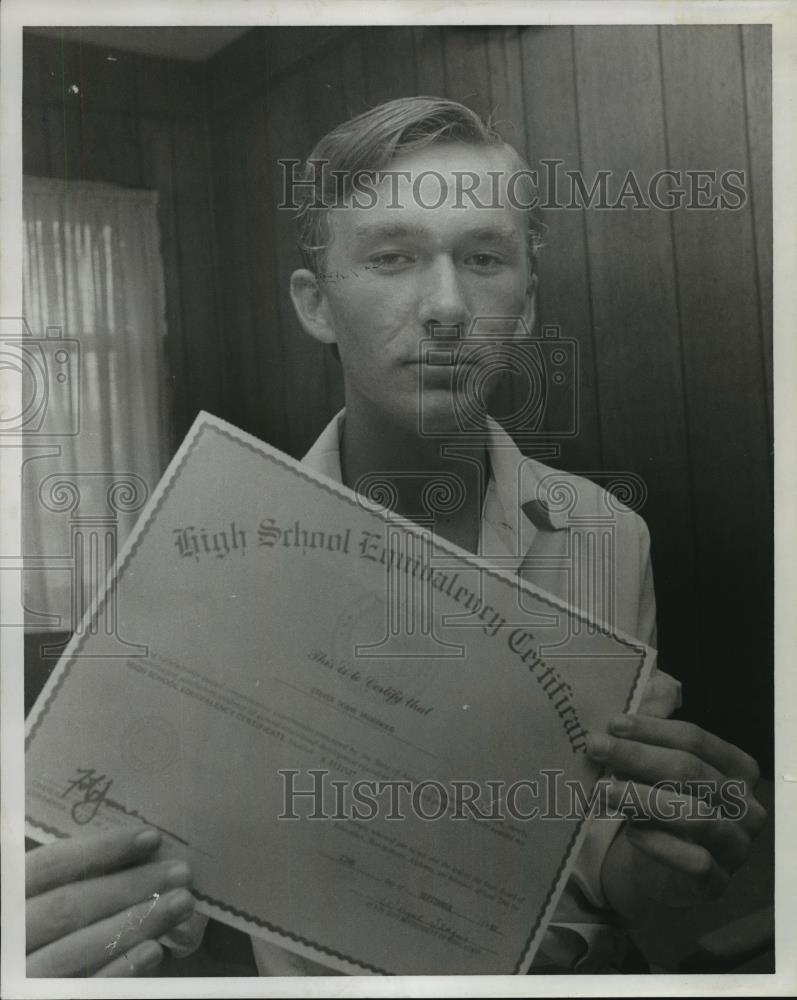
[
  {"xmin": 659, "ymin": 26, "xmax": 772, "ymax": 760},
  {"xmin": 485, "ymin": 28, "xmax": 529, "ymax": 156},
  {"xmin": 171, "ymin": 115, "xmax": 227, "ymax": 423},
  {"xmin": 163, "ymin": 60, "xmax": 207, "ymax": 118},
  {"xmin": 79, "ymin": 112, "xmax": 141, "ymax": 186},
  {"xmin": 45, "ymin": 105, "xmax": 82, "ymax": 179},
  {"xmin": 22, "ymin": 105, "xmax": 49, "ymax": 175},
  {"xmin": 137, "ymin": 116, "xmax": 187, "ymax": 448},
  {"xmin": 263, "ymin": 75, "xmax": 330, "ymax": 458},
  {"xmin": 572, "ymin": 26, "xmax": 705, "ymax": 709},
  {"xmin": 209, "ymin": 108, "xmax": 254, "ymax": 435},
  {"xmin": 363, "ymin": 27, "xmax": 417, "ymax": 106},
  {"xmin": 243, "ymin": 101, "xmax": 294, "ymax": 446},
  {"xmin": 135, "ymin": 54, "xmax": 170, "ymax": 115},
  {"xmin": 22, "ymin": 33, "xmax": 46, "ymax": 102},
  {"xmin": 518, "ymin": 27, "xmax": 603, "ymax": 471},
  {"xmin": 302, "ymin": 38, "xmax": 348, "ymax": 139},
  {"xmin": 337, "ymin": 30, "xmax": 369, "ymax": 119},
  {"xmin": 207, "ymin": 30, "xmax": 268, "ymax": 112},
  {"xmin": 441, "ymin": 28, "xmax": 492, "ymax": 119},
  {"xmin": 413, "ymin": 27, "xmax": 446, "ymax": 96},
  {"xmin": 741, "ymin": 25, "xmax": 773, "ymax": 450}
]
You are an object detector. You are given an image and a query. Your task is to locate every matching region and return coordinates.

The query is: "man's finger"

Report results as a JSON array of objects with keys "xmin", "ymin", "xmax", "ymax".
[
  {"xmin": 26, "ymin": 887, "xmax": 194, "ymax": 978},
  {"xmin": 625, "ymin": 826, "xmax": 730, "ymax": 902},
  {"xmin": 586, "ymin": 730, "xmax": 726, "ymax": 790},
  {"xmin": 27, "ymin": 859, "xmax": 192, "ymax": 953},
  {"xmin": 93, "ymin": 939, "xmax": 164, "ymax": 978},
  {"xmin": 26, "ymin": 828, "xmax": 162, "ymax": 899},
  {"xmin": 606, "ymin": 780, "xmax": 752, "ymax": 872},
  {"xmin": 607, "ymin": 715, "xmax": 761, "ymax": 786}
]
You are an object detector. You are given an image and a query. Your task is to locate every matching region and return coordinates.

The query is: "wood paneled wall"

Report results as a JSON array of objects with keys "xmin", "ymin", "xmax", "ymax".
[
  {"xmin": 207, "ymin": 26, "xmax": 773, "ymax": 771},
  {"xmin": 22, "ymin": 31, "xmax": 225, "ymax": 448}
]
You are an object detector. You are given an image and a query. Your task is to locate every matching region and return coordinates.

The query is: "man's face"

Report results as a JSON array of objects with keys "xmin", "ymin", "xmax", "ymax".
[{"xmin": 315, "ymin": 142, "xmax": 534, "ymax": 434}]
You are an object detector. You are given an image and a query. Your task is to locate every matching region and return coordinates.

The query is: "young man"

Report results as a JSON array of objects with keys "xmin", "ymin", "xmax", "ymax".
[{"xmin": 25, "ymin": 97, "xmax": 766, "ymax": 977}]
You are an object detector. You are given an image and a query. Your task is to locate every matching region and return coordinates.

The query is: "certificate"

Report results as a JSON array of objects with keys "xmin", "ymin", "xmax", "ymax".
[{"xmin": 26, "ymin": 413, "xmax": 654, "ymax": 975}]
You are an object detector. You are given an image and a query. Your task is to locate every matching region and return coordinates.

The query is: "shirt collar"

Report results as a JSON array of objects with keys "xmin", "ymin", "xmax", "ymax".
[
  {"xmin": 483, "ymin": 416, "xmax": 569, "ymax": 533},
  {"xmin": 302, "ymin": 408, "xmax": 567, "ymax": 557}
]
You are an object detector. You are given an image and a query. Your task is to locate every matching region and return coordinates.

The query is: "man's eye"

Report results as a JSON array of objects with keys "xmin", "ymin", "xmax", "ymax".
[
  {"xmin": 465, "ymin": 253, "xmax": 503, "ymax": 270},
  {"xmin": 369, "ymin": 253, "xmax": 413, "ymax": 270}
]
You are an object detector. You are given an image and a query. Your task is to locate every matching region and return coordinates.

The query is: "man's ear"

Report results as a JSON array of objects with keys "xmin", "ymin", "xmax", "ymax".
[
  {"xmin": 289, "ymin": 269, "xmax": 337, "ymax": 345},
  {"xmin": 523, "ymin": 272, "xmax": 539, "ymax": 336}
]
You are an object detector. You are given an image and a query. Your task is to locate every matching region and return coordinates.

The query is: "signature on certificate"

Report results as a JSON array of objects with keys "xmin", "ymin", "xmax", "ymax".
[{"xmin": 62, "ymin": 768, "xmax": 113, "ymax": 824}]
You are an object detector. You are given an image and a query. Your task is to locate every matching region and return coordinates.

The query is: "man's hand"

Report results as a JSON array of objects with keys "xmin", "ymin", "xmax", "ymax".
[
  {"xmin": 589, "ymin": 715, "xmax": 767, "ymax": 922},
  {"xmin": 26, "ymin": 827, "xmax": 195, "ymax": 977}
]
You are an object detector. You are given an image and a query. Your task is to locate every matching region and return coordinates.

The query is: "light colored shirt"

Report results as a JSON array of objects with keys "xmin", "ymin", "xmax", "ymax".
[{"xmin": 171, "ymin": 409, "xmax": 681, "ymax": 974}]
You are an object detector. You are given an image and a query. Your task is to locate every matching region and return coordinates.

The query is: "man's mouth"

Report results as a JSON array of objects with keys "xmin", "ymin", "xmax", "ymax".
[{"xmin": 410, "ymin": 353, "xmax": 482, "ymax": 368}]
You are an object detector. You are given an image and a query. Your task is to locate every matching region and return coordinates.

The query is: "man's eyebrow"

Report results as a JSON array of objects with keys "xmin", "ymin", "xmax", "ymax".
[
  {"xmin": 352, "ymin": 222, "xmax": 430, "ymax": 241},
  {"xmin": 352, "ymin": 222, "xmax": 522, "ymax": 244},
  {"xmin": 465, "ymin": 226, "xmax": 522, "ymax": 245}
]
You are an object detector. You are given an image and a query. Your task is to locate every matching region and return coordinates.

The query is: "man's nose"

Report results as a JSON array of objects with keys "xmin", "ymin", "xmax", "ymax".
[{"xmin": 418, "ymin": 255, "xmax": 471, "ymax": 331}]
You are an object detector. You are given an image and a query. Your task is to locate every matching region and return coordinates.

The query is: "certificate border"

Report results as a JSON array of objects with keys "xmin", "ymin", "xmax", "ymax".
[{"xmin": 25, "ymin": 413, "xmax": 650, "ymax": 976}]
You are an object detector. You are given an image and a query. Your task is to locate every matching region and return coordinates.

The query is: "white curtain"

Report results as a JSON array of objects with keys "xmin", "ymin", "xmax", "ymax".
[{"xmin": 22, "ymin": 177, "xmax": 171, "ymax": 629}]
